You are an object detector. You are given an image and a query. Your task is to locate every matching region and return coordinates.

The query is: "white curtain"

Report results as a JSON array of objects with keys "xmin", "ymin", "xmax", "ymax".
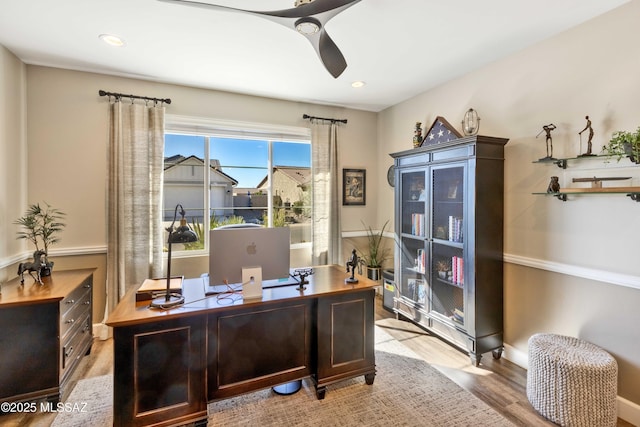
[
  {"xmin": 311, "ymin": 122, "xmax": 341, "ymax": 265},
  {"xmin": 105, "ymin": 100, "xmax": 165, "ymax": 315}
]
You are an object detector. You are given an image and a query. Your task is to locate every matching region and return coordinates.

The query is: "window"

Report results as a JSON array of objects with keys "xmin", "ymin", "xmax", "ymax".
[{"xmin": 162, "ymin": 116, "xmax": 312, "ymax": 253}]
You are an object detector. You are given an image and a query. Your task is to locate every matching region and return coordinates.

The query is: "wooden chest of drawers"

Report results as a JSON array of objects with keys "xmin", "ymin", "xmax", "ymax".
[{"xmin": 0, "ymin": 269, "xmax": 94, "ymax": 405}]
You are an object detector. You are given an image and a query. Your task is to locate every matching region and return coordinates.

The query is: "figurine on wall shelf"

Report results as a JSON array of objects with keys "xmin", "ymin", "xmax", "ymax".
[
  {"xmin": 345, "ymin": 249, "xmax": 361, "ymax": 284},
  {"xmin": 578, "ymin": 115, "xmax": 595, "ymax": 156},
  {"xmin": 547, "ymin": 176, "xmax": 561, "ymax": 193},
  {"xmin": 536, "ymin": 123, "xmax": 557, "ymax": 160},
  {"xmin": 413, "ymin": 122, "xmax": 423, "ymax": 148}
]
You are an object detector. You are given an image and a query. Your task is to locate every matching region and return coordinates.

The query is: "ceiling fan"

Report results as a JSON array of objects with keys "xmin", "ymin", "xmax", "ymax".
[{"xmin": 159, "ymin": 0, "xmax": 362, "ymax": 78}]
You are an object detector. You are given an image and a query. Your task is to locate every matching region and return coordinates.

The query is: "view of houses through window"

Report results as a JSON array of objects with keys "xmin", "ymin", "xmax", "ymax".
[{"xmin": 163, "ymin": 132, "xmax": 312, "ymax": 252}]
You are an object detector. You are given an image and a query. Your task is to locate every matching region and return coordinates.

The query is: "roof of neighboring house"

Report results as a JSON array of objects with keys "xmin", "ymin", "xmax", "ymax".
[
  {"xmin": 164, "ymin": 155, "xmax": 238, "ymax": 185},
  {"xmin": 257, "ymin": 166, "xmax": 311, "ymax": 188}
]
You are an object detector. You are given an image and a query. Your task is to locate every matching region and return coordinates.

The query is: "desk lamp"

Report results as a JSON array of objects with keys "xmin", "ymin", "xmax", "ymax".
[{"xmin": 150, "ymin": 204, "xmax": 198, "ymax": 309}]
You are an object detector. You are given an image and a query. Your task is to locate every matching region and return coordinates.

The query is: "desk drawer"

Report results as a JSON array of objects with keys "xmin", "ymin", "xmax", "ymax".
[
  {"xmin": 61, "ymin": 312, "xmax": 91, "ymax": 374},
  {"xmin": 60, "ymin": 277, "xmax": 92, "ymax": 317},
  {"xmin": 60, "ymin": 287, "xmax": 91, "ymax": 339}
]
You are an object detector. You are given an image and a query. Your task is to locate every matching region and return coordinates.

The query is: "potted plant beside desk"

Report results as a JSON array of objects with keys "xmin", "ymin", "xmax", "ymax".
[{"xmin": 359, "ymin": 220, "xmax": 390, "ymax": 281}]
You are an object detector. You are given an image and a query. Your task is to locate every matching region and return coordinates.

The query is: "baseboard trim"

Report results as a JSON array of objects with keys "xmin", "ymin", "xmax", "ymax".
[
  {"xmin": 618, "ymin": 397, "xmax": 640, "ymax": 427},
  {"xmin": 503, "ymin": 344, "xmax": 639, "ymax": 425},
  {"xmin": 92, "ymin": 323, "xmax": 111, "ymax": 341}
]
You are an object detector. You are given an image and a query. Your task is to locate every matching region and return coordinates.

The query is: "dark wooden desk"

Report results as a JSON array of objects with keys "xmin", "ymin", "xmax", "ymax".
[{"xmin": 106, "ymin": 265, "xmax": 377, "ymax": 427}]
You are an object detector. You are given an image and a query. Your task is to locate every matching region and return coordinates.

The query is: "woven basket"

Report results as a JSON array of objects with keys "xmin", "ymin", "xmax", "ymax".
[{"xmin": 526, "ymin": 333, "xmax": 618, "ymax": 427}]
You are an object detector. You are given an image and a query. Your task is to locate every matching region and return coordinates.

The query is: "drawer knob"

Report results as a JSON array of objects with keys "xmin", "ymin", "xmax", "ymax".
[
  {"xmin": 66, "ymin": 318, "xmax": 75, "ymax": 324},
  {"xmin": 65, "ymin": 299, "xmax": 75, "ymax": 304},
  {"xmin": 84, "ymin": 300, "xmax": 90, "ymax": 305}
]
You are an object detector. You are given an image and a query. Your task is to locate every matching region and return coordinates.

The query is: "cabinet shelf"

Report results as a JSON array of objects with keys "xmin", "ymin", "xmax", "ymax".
[{"xmin": 533, "ymin": 186, "xmax": 640, "ymax": 202}]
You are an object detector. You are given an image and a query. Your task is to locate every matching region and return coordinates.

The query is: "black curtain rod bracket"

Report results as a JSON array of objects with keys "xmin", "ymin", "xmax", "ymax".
[
  {"xmin": 303, "ymin": 114, "xmax": 347, "ymax": 124},
  {"xmin": 99, "ymin": 89, "xmax": 171, "ymax": 105}
]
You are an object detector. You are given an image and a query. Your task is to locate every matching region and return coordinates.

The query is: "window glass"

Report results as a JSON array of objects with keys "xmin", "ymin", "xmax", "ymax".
[{"xmin": 163, "ymin": 132, "xmax": 311, "ymax": 251}]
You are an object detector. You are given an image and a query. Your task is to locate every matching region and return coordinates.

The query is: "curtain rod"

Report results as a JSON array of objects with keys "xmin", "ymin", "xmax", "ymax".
[
  {"xmin": 303, "ymin": 114, "xmax": 347, "ymax": 124},
  {"xmin": 98, "ymin": 89, "xmax": 171, "ymax": 105}
]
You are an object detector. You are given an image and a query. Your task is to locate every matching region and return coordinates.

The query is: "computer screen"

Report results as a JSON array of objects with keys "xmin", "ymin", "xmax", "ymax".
[{"xmin": 209, "ymin": 225, "xmax": 291, "ymax": 286}]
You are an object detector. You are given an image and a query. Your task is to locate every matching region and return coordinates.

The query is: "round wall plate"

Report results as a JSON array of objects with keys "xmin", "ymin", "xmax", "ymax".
[{"xmin": 387, "ymin": 165, "xmax": 395, "ymax": 187}]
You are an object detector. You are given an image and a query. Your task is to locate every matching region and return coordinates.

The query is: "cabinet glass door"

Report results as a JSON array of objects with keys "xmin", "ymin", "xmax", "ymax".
[
  {"xmin": 398, "ymin": 170, "xmax": 428, "ymax": 306},
  {"xmin": 430, "ymin": 165, "xmax": 465, "ymax": 326}
]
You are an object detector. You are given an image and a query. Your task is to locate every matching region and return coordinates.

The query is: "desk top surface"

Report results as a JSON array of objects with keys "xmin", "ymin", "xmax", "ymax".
[
  {"xmin": 0, "ymin": 268, "xmax": 95, "ymax": 307},
  {"xmin": 106, "ymin": 265, "xmax": 378, "ymax": 327}
]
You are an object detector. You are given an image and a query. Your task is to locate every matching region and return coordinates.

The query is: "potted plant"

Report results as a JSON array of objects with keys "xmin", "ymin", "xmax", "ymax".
[
  {"xmin": 359, "ymin": 220, "xmax": 391, "ymax": 281},
  {"xmin": 14, "ymin": 202, "xmax": 66, "ymax": 276},
  {"xmin": 435, "ymin": 260, "xmax": 450, "ymax": 279},
  {"xmin": 602, "ymin": 127, "xmax": 640, "ymax": 163}
]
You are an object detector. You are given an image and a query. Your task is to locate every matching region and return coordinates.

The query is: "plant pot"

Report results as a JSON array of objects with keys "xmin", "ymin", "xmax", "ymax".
[
  {"xmin": 366, "ymin": 266, "xmax": 382, "ymax": 281},
  {"xmin": 623, "ymin": 142, "xmax": 640, "ymax": 164}
]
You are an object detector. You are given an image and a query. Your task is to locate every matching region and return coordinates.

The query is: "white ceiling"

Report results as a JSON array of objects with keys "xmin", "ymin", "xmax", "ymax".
[{"xmin": 0, "ymin": 0, "xmax": 629, "ymax": 112}]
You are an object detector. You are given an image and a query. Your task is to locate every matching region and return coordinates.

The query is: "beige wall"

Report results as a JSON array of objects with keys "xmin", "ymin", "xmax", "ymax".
[
  {"xmin": 1, "ymin": 65, "xmax": 377, "ymax": 322},
  {"xmin": 378, "ymin": 2, "xmax": 640, "ymax": 404},
  {"xmin": 0, "ymin": 45, "xmax": 27, "ymax": 281}
]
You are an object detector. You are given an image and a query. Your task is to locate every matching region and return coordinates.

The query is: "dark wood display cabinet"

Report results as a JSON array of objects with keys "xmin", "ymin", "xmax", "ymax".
[
  {"xmin": 0, "ymin": 269, "xmax": 94, "ymax": 408},
  {"xmin": 390, "ymin": 135, "xmax": 508, "ymax": 366}
]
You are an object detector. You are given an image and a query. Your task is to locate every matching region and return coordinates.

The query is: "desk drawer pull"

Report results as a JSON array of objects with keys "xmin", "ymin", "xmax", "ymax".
[
  {"xmin": 65, "ymin": 299, "xmax": 75, "ymax": 304},
  {"xmin": 65, "ymin": 346, "xmax": 74, "ymax": 358},
  {"xmin": 65, "ymin": 319, "xmax": 75, "ymax": 324}
]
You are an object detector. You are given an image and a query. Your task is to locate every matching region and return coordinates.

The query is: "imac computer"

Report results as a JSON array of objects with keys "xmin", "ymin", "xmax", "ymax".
[{"xmin": 208, "ymin": 225, "xmax": 291, "ymax": 298}]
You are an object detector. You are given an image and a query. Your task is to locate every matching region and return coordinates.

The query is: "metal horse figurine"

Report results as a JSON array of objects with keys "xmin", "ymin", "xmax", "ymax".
[{"xmin": 17, "ymin": 250, "xmax": 46, "ymax": 285}]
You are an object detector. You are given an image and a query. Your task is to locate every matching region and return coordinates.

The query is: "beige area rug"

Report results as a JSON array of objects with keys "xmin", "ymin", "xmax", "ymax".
[{"xmin": 54, "ymin": 327, "xmax": 513, "ymax": 427}]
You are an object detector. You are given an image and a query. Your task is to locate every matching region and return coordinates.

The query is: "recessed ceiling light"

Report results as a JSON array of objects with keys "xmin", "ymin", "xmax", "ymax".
[
  {"xmin": 351, "ymin": 81, "xmax": 366, "ymax": 88},
  {"xmin": 99, "ymin": 34, "xmax": 125, "ymax": 47}
]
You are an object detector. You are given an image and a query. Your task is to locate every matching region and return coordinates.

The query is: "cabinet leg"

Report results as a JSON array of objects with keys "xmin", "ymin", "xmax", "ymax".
[
  {"xmin": 492, "ymin": 348, "xmax": 503, "ymax": 360},
  {"xmin": 315, "ymin": 386, "xmax": 326, "ymax": 400},
  {"xmin": 470, "ymin": 353, "xmax": 481, "ymax": 367},
  {"xmin": 364, "ymin": 373, "xmax": 375, "ymax": 385}
]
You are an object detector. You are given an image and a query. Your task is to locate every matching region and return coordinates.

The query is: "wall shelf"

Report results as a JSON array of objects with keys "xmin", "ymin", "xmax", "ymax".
[
  {"xmin": 533, "ymin": 186, "xmax": 640, "ymax": 202},
  {"xmin": 532, "ymin": 154, "xmax": 615, "ymax": 169}
]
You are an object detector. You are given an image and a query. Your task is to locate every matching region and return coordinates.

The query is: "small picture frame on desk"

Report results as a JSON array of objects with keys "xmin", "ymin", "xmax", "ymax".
[{"xmin": 343, "ymin": 168, "xmax": 366, "ymax": 206}]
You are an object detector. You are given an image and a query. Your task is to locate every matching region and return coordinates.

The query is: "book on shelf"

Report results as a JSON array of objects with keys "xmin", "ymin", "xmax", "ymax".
[
  {"xmin": 448, "ymin": 216, "xmax": 463, "ymax": 242},
  {"xmin": 411, "ymin": 213, "xmax": 425, "ymax": 237},
  {"xmin": 451, "ymin": 256, "xmax": 464, "ymax": 287},
  {"xmin": 416, "ymin": 249, "xmax": 426, "ymax": 274},
  {"xmin": 136, "ymin": 276, "xmax": 184, "ymax": 301},
  {"xmin": 452, "ymin": 308, "xmax": 464, "ymax": 323}
]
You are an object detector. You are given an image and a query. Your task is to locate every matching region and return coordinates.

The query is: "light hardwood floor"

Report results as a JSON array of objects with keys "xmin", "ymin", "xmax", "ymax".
[{"xmin": 3, "ymin": 295, "xmax": 633, "ymax": 426}]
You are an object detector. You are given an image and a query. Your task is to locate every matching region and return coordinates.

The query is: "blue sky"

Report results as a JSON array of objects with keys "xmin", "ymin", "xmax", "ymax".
[{"xmin": 165, "ymin": 134, "xmax": 310, "ymax": 187}]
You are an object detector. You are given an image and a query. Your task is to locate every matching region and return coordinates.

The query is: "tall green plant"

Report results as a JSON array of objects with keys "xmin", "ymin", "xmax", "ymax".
[
  {"xmin": 14, "ymin": 202, "xmax": 66, "ymax": 254},
  {"xmin": 359, "ymin": 220, "xmax": 390, "ymax": 268}
]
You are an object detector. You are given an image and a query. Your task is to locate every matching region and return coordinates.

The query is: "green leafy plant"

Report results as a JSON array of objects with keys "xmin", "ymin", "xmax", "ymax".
[
  {"xmin": 602, "ymin": 127, "xmax": 640, "ymax": 163},
  {"xmin": 14, "ymin": 202, "xmax": 66, "ymax": 255},
  {"xmin": 359, "ymin": 220, "xmax": 391, "ymax": 268}
]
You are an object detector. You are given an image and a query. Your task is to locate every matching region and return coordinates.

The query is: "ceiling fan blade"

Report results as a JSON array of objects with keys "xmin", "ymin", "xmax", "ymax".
[
  {"xmin": 159, "ymin": 0, "xmax": 361, "ymax": 19},
  {"xmin": 159, "ymin": 0, "xmax": 360, "ymax": 77},
  {"xmin": 308, "ymin": 28, "xmax": 347, "ymax": 78}
]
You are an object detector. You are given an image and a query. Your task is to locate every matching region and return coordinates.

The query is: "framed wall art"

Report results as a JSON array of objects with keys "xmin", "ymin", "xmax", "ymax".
[{"xmin": 343, "ymin": 168, "xmax": 366, "ymax": 205}]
